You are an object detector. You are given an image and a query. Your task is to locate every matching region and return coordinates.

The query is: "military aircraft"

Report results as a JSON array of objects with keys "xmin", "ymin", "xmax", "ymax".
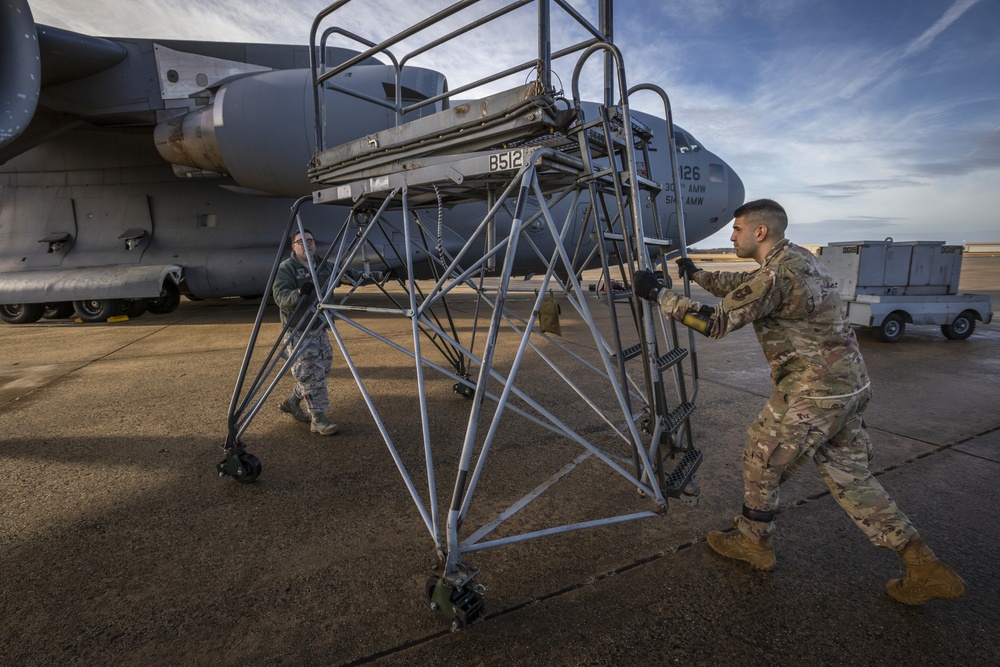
[{"xmin": 0, "ymin": 0, "xmax": 743, "ymax": 325}]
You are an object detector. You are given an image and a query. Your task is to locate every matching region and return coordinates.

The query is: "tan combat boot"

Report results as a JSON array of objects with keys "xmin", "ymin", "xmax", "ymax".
[
  {"xmin": 886, "ymin": 538, "xmax": 966, "ymax": 605},
  {"xmin": 279, "ymin": 395, "xmax": 309, "ymax": 423},
  {"xmin": 706, "ymin": 530, "xmax": 775, "ymax": 571},
  {"xmin": 310, "ymin": 413, "xmax": 340, "ymax": 436}
]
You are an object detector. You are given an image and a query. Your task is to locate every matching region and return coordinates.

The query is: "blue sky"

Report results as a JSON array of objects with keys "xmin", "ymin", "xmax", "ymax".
[{"xmin": 29, "ymin": 0, "xmax": 1000, "ymax": 247}]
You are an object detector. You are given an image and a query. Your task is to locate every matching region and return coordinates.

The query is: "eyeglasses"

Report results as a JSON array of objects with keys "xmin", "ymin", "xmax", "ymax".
[{"xmin": 293, "ymin": 238, "xmax": 316, "ymax": 246}]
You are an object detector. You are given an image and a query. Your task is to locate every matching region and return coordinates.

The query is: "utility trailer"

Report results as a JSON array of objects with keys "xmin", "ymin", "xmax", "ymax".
[{"xmin": 817, "ymin": 240, "xmax": 993, "ymax": 342}]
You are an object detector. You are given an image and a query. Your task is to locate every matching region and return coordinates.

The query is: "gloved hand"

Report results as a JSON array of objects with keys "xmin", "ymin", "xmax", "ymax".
[
  {"xmin": 676, "ymin": 257, "xmax": 700, "ymax": 280},
  {"xmin": 297, "ymin": 282, "xmax": 314, "ymax": 296},
  {"xmin": 633, "ymin": 269, "xmax": 665, "ymax": 302}
]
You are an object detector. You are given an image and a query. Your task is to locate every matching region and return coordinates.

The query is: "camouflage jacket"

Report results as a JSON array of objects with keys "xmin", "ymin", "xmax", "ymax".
[
  {"xmin": 660, "ymin": 239, "xmax": 869, "ymax": 398},
  {"xmin": 272, "ymin": 253, "xmax": 334, "ymax": 329}
]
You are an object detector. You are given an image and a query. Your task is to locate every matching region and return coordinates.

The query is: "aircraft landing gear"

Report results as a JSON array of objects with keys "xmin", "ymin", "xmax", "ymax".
[
  {"xmin": 217, "ymin": 444, "xmax": 262, "ymax": 484},
  {"xmin": 425, "ymin": 575, "xmax": 486, "ymax": 631}
]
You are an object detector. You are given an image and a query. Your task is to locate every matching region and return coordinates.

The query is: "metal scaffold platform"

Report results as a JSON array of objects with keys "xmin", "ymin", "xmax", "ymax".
[{"xmin": 220, "ymin": 0, "xmax": 706, "ymax": 630}]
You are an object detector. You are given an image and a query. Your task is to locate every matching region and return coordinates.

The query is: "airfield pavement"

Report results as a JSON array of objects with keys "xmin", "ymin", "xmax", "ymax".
[{"xmin": 1, "ymin": 258, "xmax": 998, "ymax": 666}]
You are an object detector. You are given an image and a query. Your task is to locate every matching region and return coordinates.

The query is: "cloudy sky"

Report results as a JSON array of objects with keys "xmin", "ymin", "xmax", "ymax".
[{"xmin": 29, "ymin": 0, "xmax": 1000, "ymax": 247}]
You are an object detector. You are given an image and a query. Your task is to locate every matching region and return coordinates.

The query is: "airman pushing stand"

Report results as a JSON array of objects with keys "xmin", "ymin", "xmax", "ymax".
[{"xmin": 633, "ymin": 199, "xmax": 965, "ymax": 605}]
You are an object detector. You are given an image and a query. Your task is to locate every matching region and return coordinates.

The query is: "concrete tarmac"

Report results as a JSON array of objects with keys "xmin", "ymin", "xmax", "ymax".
[{"xmin": 1, "ymin": 258, "xmax": 997, "ymax": 666}]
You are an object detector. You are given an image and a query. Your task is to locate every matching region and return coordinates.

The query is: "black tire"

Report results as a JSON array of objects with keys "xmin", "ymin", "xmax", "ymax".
[
  {"xmin": 147, "ymin": 282, "xmax": 181, "ymax": 314},
  {"xmin": 942, "ymin": 310, "xmax": 977, "ymax": 340},
  {"xmin": 73, "ymin": 299, "xmax": 124, "ymax": 323},
  {"xmin": 43, "ymin": 302, "xmax": 76, "ymax": 319},
  {"xmin": 874, "ymin": 312, "xmax": 906, "ymax": 343},
  {"xmin": 1, "ymin": 303, "xmax": 44, "ymax": 324},
  {"xmin": 122, "ymin": 299, "xmax": 148, "ymax": 318},
  {"xmin": 233, "ymin": 454, "xmax": 262, "ymax": 484}
]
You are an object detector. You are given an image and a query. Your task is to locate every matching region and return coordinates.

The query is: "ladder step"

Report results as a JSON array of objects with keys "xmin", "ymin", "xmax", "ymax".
[
  {"xmin": 599, "ymin": 231, "xmax": 673, "ymax": 248},
  {"xmin": 620, "ymin": 170, "xmax": 663, "ymax": 193},
  {"xmin": 612, "ymin": 343, "xmax": 643, "ymax": 362},
  {"xmin": 664, "ymin": 401, "xmax": 695, "ymax": 434},
  {"xmin": 663, "ymin": 448, "xmax": 702, "ymax": 498},
  {"xmin": 656, "ymin": 347, "xmax": 688, "ymax": 371}
]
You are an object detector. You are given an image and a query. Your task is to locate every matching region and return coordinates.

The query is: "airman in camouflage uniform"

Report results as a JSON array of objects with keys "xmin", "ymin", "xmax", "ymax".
[
  {"xmin": 633, "ymin": 199, "xmax": 965, "ymax": 605},
  {"xmin": 272, "ymin": 229, "xmax": 339, "ymax": 436}
]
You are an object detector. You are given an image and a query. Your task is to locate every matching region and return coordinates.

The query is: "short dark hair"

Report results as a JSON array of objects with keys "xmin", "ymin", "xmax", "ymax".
[
  {"xmin": 734, "ymin": 199, "xmax": 787, "ymax": 235},
  {"xmin": 291, "ymin": 228, "xmax": 314, "ymax": 242}
]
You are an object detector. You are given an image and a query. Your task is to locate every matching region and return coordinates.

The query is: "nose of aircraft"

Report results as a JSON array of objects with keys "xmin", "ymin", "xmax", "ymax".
[{"xmin": 727, "ymin": 164, "xmax": 745, "ymax": 219}]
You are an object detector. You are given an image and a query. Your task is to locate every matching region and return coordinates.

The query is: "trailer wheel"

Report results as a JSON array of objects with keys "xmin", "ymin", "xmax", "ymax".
[
  {"xmin": 874, "ymin": 313, "xmax": 906, "ymax": 343},
  {"xmin": 941, "ymin": 310, "xmax": 977, "ymax": 340},
  {"xmin": 1, "ymin": 303, "xmax": 44, "ymax": 324}
]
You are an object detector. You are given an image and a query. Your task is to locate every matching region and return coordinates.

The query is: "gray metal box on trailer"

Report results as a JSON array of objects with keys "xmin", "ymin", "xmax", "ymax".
[{"xmin": 817, "ymin": 240, "xmax": 962, "ymax": 296}]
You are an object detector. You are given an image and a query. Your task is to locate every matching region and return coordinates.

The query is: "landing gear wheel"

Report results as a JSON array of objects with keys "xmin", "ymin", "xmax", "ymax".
[
  {"xmin": 43, "ymin": 302, "xmax": 76, "ymax": 319},
  {"xmin": 147, "ymin": 282, "xmax": 181, "ymax": 314},
  {"xmin": 941, "ymin": 310, "xmax": 976, "ymax": 340},
  {"xmin": 874, "ymin": 313, "xmax": 905, "ymax": 343},
  {"xmin": 73, "ymin": 299, "xmax": 124, "ymax": 323},
  {"xmin": 122, "ymin": 299, "xmax": 148, "ymax": 318},
  {"xmin": 0, "ymin": 303, "xmax": 44, "ymax": 324}
]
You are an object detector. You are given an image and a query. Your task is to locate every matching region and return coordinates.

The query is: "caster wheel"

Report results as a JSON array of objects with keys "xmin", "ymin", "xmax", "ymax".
[{"xmin": 233, "ymin": 454, "xmax": 262, "ymax": 484}]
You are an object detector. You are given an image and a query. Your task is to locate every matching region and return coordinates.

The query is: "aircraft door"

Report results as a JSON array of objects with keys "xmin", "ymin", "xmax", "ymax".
[
  {"xmin": 66, "ymin": 191, "xmax": 153, "ymax": 266},
  {"xmin": 1, "ymin": 187, "xmax": 77, "ymax": 270}
]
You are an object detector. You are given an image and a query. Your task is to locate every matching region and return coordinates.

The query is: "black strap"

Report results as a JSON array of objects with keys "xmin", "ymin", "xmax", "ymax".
[{"xmin": 742, "ymin": 505, "xmax": 776, "ymax": 523}]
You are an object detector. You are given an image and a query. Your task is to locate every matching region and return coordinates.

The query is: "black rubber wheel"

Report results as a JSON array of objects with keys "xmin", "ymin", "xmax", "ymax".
[
  {"xmin": 874, "ymin": 312, "xmax": 906, "ymax": 343},
  {"xmin": 1, "ymin": 303, "xmax": 44, "ymax": 324},
  {"xmin": 147, "ymin": 282, "xmax": 181, "ymax": 314},
  {"xmin": 122, "ymin": 299, "xmax": 148, "ymax": 318},
  {"xmin": 42, "ymin": 302, "xmax": 76, "ymax": 319},
  {"xmin": 73, "ymin": 299, "xmax": 124, "ymax": 323},
  {"xmin": 942, "ymin": 310, "xmax": 977, "ymax": 340},
  {"xmin": 234, "ymin": 454, "xmax": 262, "ymax": 484}
]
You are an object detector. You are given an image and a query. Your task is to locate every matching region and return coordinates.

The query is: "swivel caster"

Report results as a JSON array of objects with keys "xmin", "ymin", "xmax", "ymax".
[
  {"xmin": 217, "ymin": 448, "xmax": 262, "ymax": 484},
  {"xmin": 425, "ymin": 575, "xmax": 485, "ymax": 630},
  {"xmin": 453, "ymin": 382, "xmax": 475, "ymax": 399}
]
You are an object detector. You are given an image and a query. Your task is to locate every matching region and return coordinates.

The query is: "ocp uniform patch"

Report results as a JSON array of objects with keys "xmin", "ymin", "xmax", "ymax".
[{"xmin": 722, "ymin": 271, "xmax": 773, "ymax": 312}]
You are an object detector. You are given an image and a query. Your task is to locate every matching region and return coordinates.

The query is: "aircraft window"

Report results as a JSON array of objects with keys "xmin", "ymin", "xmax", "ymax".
[
  {"xmin": 709, "ymin": 163, "xmax": 724, "ymax": 183},
  {"xmin": 685, "ymin": 130, "xmax": 701, "ymax": 152},
  {"xmin": 675, "ymin": 132, "xmax": 692, "ymax": 153},
  {"xmin": 674, "ymin": 131, "xmax": 702, "ymax": 153}
]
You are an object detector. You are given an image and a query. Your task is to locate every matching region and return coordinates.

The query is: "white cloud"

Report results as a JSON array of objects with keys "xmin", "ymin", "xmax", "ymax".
[{"xmin": 902, "ymin": 0, "xmax": 982, "ymax": 58}]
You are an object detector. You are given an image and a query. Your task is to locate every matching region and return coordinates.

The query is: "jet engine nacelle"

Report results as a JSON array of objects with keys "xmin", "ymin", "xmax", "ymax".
[
  {"xmin": 154, "ymin": 66, "xmax": 447, "ymax": 198},
  {"xmin": 0, "ymin": 0, "xmax": 41, "ymax": 149}
]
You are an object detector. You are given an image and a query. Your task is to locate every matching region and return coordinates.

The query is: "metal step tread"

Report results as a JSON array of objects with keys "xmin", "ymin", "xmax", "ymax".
[
  {"xmin": 663, "ymin": 447, "xmax": 702, "ymax": 498},
  {"xmin": 664, "ymin": 401, "xmax": 695, "ymax": 434},
  {"xmin": 612, "ymin": 342, "xmax": 643, "ymax": 362},
  {"xmin": 656, "ymin": 347, "xmax": 689, "ymax": 371},
  {"xmin": 599, "ymin": 231, "xmax": 674, "ymax": 247}
]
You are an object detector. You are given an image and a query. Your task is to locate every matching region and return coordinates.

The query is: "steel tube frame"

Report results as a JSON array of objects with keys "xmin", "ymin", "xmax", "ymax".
[{"xmin": 222, "ymin": 0, "xmax": 705, "ymax": 605}]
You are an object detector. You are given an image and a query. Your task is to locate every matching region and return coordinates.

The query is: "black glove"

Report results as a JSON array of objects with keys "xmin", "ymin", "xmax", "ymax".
[
  {"xmin": 633, "ymin": 269, "xmax": 665, "ymax": 302},
  {"xmin": 676, "ymin": 257, "xmax": 699, "ymax": 280},
  {"xmin": 297, "ymin": 282, "xmax": 314, "ymax": 296}
]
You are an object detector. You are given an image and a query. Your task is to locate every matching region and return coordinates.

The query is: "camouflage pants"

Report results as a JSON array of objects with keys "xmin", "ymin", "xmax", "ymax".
[
  {"xmin": 287, "ymin": 331, "xmax": 333, "ymax": 414},
  {"xmin": 736, "ymin": 388, "xmax": 917, "ymax": 551}
]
